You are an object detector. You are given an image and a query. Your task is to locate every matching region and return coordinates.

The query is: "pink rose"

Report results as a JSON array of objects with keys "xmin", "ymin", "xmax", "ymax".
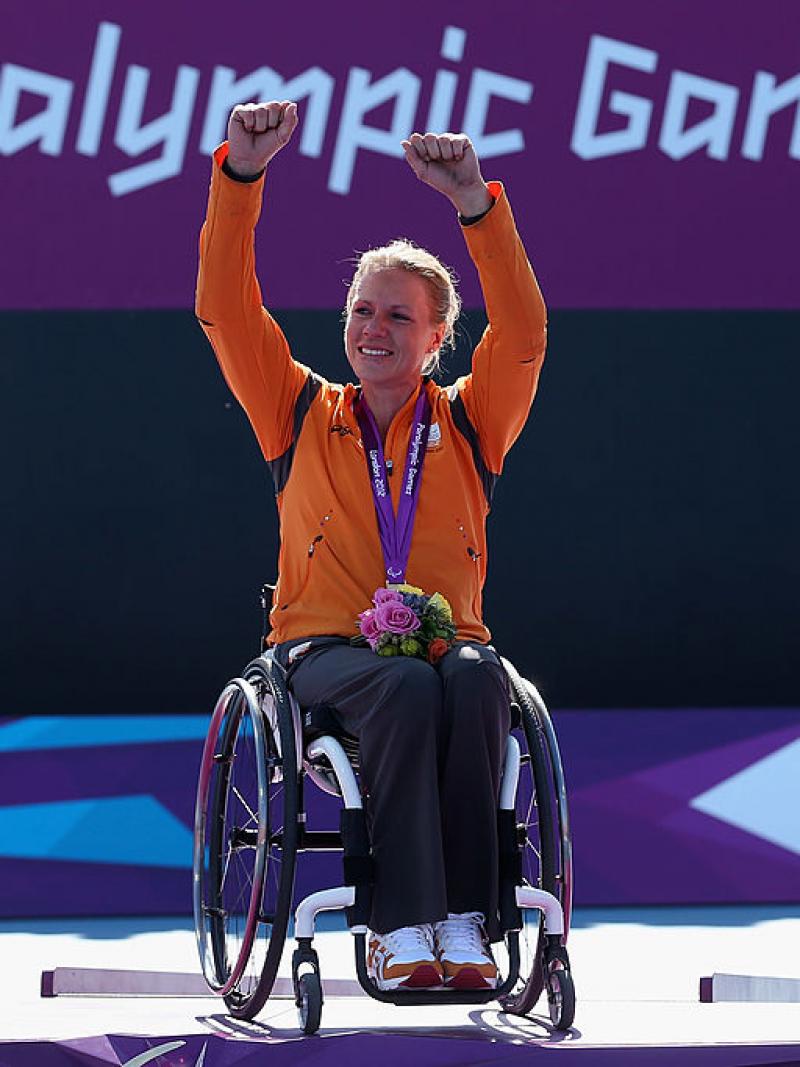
[
  {"xmin": 373, "ymin": 587, "xmax": 403, "ymax": 607},
  {"xmin": 373, "ymin": 600, "xmax": 420, "ymax": 636},
  {"xmin": 358, "ymin": 608, "xmax": 382, "ymax": 649}
]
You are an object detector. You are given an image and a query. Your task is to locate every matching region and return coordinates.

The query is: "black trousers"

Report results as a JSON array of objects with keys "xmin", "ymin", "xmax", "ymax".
[{"xmin": 275, "ymin": 638, "xmax": 510, "ymax": 939}]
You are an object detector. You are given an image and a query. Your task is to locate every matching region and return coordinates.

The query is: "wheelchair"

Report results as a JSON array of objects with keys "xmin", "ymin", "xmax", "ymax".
[{"xmin": 192, "ymin": 624, "xmax": 575, "ymax": 1036}]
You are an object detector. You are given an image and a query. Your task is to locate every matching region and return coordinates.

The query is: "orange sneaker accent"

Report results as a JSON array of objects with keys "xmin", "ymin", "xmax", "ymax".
[
  {"xmin": 368, "ymin": 925, "xmax": 444, "ymax": 991},
  {"xmin": 441, "ymin": 961, "xmax": 498, "ymax": 989},
  {"xmin": 434, "ymin": 912, "xmax": 499, "ymax": 989}
]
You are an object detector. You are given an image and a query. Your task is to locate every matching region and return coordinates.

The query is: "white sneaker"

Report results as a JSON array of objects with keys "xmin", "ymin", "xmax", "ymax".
[
  {"xmin": 434, "ymin": 911, "xmax": 498, "ymax": 989},
  {"xmin": 367, "ymin": 924, "xmax": 444, "ymax": 990}
]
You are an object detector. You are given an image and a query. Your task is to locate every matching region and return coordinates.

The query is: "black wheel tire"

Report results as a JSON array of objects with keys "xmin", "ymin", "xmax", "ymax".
[
  {"xmin": 193, "ymin": 655, "xmax": 299, "ymax": 1022},
  {"xmin": 297, "ymin": 971, "xmax": 323, "ymax": 1035},
  {"xmin": 194, "ymin": 679, "xmax": 271, "ymax": 1002},
  {"xmin": 498, "ymin": 664, "xmax": 568, "ymax": 1017},
  {"xmin": 224, "ymin": 656, "xmax": 299, "ymax": 1020},
  {"xmin": 547, "ymin": 968, "xmax": 576, "ymax": 1030},
  {"xmin": 526, "ymin": 676, "xmax": 573, "ymax": 938}
]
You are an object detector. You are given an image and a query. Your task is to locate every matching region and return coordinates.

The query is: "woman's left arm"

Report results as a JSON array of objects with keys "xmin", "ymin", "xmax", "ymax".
[
  {"xmin": 402, "ymin": 134, "xmax": 547, "ymax": 475},
  {"xmin": 456, "ymin": 182, "xmax": 547, "ymax": 475}
]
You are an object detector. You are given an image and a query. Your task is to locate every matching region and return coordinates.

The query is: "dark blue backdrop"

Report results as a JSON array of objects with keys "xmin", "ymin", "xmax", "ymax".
[{"xmin": 2, "ymin": 308, "xmax": 798, "ymax": 713}]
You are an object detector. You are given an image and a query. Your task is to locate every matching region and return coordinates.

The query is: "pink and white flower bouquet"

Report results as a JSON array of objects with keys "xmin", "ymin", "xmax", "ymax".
[{"xmin": 353, "ymin": 585, "xmax": 457, "ymax": 664}]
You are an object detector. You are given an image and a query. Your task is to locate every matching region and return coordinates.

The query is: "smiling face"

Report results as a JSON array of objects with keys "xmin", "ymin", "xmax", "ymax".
[{"xmin": 344, "ymin": 268, "xmax": 445, "ymax": 397}]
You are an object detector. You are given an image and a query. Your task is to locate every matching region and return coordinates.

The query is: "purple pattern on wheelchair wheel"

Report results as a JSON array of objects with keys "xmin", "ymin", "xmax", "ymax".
[
  {"xmin": 1, "ymin": 1033, "xmax": 800, "ymax": 1066},
  {"xmin": 0, "ymin": 709, "xmax": 797, "ymax": 916}
]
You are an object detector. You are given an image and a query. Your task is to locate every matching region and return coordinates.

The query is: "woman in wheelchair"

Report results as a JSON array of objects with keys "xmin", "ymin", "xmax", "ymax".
[{"xmin": 196, "ymin": 101, "xmax": 551, "ymax": 999}]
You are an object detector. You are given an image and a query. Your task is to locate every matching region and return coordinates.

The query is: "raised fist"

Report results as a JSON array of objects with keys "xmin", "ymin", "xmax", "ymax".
[
  {"xmin": 401, "ymin": 132, "xmax": 492, "ymax": 218},
  {"xmin": 226, "ymin": 101, "xmax": 299, "ymax": 178}
]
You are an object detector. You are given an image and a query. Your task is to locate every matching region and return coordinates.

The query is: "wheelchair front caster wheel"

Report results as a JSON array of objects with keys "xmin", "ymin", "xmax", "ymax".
[
  {"xmin": 296, "ymin": 971, "xmax": 323, "ymax": 1035},
  {"xmin": 546, "ymin": 967, "xmax": 575, "ymax": 1030}
]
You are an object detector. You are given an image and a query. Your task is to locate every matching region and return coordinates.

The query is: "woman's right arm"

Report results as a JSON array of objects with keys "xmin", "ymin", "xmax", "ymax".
[{"xmin": 195, "ymin": 102, "xmax": 307, "ymax": 462}]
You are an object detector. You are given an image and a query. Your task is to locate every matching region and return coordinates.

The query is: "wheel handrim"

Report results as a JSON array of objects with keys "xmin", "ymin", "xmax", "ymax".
[
  {"xmin": 510, "ymin": 720, "xmax": 550, "ymax": 1006},
  {"xmin": 230, "ymin": 680, "xmax": 290, "ymax": 1004},
  {"xmin": 497, "ymin": 676, "xmax": 563, "ymax": 1015},
  {"xmin": 194, "ymin": 679, "xmax": 269, "ymax": 995}
]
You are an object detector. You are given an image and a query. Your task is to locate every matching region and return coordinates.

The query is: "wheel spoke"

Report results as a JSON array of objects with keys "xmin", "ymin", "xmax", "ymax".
[
  {"xmin": 231, "ymin": 785, "xmax": 258, "ymax": 825},
  {"xmin": 524, "ymin": 837, "xmax": 542, "ymax": 865},
  {"xmin": 231, "ymin": 849, "xmax": 254, "ymax": 907},
  {"xmin": 219, "ymin": 845, "xmax": 234, "ymax": 893}
]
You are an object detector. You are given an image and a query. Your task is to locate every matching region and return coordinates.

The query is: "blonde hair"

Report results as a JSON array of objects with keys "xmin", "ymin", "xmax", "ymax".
[{"xmin": 345, "ymin": 240, "xmax": 461, "ymax": 375}]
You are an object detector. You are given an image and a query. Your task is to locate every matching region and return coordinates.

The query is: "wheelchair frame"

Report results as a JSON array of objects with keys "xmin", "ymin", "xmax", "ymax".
[{"xmin": 193, "ymin": 647, "xmax": 575, "ymax": 1034}]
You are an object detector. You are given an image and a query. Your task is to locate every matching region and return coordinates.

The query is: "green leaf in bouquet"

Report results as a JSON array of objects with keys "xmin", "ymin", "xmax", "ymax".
[{"xmin": 399, "ymin": 636, "xmax": 423, "ymax": 657}]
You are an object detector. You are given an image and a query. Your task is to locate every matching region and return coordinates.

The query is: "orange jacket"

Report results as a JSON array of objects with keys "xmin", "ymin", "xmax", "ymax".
[{"xmin": 196, "ymin": 143, "xmax": 547, "ymax": 645}]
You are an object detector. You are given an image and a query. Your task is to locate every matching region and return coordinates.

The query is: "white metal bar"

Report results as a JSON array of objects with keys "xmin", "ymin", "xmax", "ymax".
[
  {"xmin": 516, "ymin": 885, "xmax": 564, "ymax": 936},
  {"xmin": 304, "ymin": 763, "xmax": 345, "ymax": 799},
  {"xmin": 42, "ymin": 967, "xmax": 212, "ymax": 997},
  {"xmin": 41, "ymin": 967, "xmax": 362, "ymax": 998},
  {"xmin": 699, "ymin": 972, "xmax": 800, "ymax": 1003},
  {"xmin": 306, "ymin": 737, "xmax": 362, "ymax": 809},
  {"xmin": 294, "ymin": 885, "xmax": 356, "ymax": 939}
]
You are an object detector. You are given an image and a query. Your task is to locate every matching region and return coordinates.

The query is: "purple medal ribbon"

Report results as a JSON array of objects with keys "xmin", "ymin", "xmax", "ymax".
[{"xmin": 355, "ymin": 387, "xmax": 433, "ymax": 585}]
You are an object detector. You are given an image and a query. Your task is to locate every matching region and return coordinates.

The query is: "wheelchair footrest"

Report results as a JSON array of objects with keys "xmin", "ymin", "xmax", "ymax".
[
  {"xmin": 352, "ymin": 931, "xmax": 521, "ymax": 1004},
  {"xmin": 360, "ymin": 986, "xmax": 516, "ymax": 1006}
]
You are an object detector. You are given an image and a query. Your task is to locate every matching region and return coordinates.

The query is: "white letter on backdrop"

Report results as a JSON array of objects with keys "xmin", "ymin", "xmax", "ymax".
[
  {"xmin": 461, "ymin": 68, "xmax": 533, "ymax": 157},
  {"xmin": 199, "ymin": 65, "xmax": 333, "ymax": 157},
  {"xmin": 76, "ymin": 21, "xmax": 122, "ymax": 156},
  {"xmin": 659, "ymin": 71, "xmax": 739, "ymax": 160},
  {"xmin": 0, "ymin": 64, "xmax": 73, "ymax": 156},
  {"xmin": 329, "ymin": 67, "xmax": 420, "ymax": 195},
  {"xmin": 742, "ymin": 71, "xmax": 800, "ymax": 161},
  {"xmin": 426, "ymin": 25, "xmax": 467, "ymax": 131},
  {"xmin": 109, "ymin": 63, "xmax": 200, "ymax": 196},
  {"xmin": 571, "ymin": 35, "xmax": 658, "ymax": 160}
]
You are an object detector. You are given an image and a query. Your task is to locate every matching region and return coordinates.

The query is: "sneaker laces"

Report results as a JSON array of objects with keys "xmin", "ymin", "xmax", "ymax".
[
  {"xmin": 378, "ymin": 924, "xmax": 435, "ymax": 956},
  {"xmin": 434, "ymin": 911, "xmax": 487, "ymax": 953}
]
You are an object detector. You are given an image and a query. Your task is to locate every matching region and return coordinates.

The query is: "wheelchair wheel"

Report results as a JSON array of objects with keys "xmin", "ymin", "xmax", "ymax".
[
  {"xmin": 296, "ymin": 970, "xmax": 323, "ymax": 1035},
  {"xmin": 546, "ymin": 965, "xmax": 576, "ymax": 1030},
  {"xmin": 193, "ymin": 654, "xmax": 298, "ymax": 1019},
  {"xmin": 498, "ymin": 661, "xmax": 573, "ymax": 1018}
]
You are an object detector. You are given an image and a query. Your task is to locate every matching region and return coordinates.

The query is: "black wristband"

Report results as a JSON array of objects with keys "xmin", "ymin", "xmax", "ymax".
[
  {"xmin": 459, "ymin": 200, "xmax": 496, "ymax": 227},
  {"xmin": 221, "ymin": 158, "xmax": 265, "ymax": 183}
]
